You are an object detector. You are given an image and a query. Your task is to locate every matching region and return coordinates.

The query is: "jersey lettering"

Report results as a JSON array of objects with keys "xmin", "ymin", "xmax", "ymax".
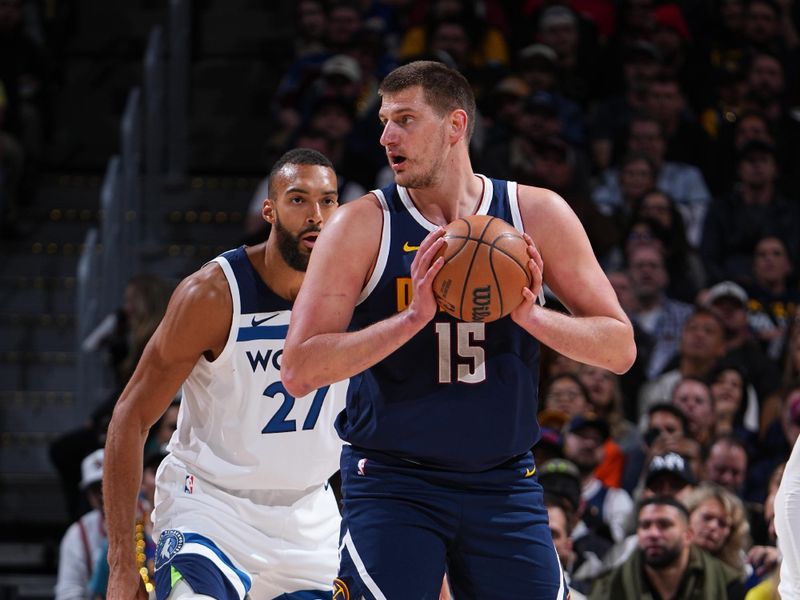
[
  {"xmin": 262, "ymin": 381, "xmax": 331, "ymax": 434},
  {"xmin": 396, "ymin": 277, "xmax": 412, "ymax": 312},
  {"xmin": 246, "ymin": 349, "xmax": 282, "ymax": 372},
  {"xmin": 434, "ymin": 322, "xmax": 487, "ymax": 384}
]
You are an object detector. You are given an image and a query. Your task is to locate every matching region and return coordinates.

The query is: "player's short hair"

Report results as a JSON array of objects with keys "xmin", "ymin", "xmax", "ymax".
[
  {"xmin": 379, "ymin": 60, "xmax": 477, "ymax": 142},
  {"xmin": 268, "ymin": 148, "xmax": 335, "ymax": 199}
]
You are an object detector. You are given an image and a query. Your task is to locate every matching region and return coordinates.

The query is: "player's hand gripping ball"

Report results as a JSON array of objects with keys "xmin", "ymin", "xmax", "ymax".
[{"xmin": 432, "ymin": 215, "xmax": 532, "ymax": 322}]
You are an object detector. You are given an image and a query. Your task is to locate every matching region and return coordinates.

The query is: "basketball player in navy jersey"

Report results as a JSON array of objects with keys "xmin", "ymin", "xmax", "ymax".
[
  {"xmin": 104, "ymin": 149, "xmax": 347, "ymax": 600},
  {"xmin": 282, "ymin": 61, "xmax": 636, "ymax": 599}
]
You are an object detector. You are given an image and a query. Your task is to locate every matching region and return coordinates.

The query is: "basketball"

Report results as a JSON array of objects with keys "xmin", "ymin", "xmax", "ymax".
[{"xmin": 432, "ymin": 215, "xmax": 532, "ymax": 322}]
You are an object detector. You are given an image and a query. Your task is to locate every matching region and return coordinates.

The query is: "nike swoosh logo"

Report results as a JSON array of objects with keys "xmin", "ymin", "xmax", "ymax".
[
  {"xmin": 524, "ymin": 467, "xmax": 536, "ymax": 478},
  {"xmin": 251, "ymin": 313, "xmax": 280, "ymax": 327},
  {"xmin": 403, "ymin": 242, "xmax": 420, "ymax": 252}
]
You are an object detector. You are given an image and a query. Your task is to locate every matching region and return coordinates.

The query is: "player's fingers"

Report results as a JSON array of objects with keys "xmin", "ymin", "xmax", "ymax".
[
  {"xmin": 411, "ymin": 229, "xmax": 445, "ymax": 272},
  {"xmin": 528, "ymin": 257, "xmax": 543, "ymax": 291},
  {"xmin": 523, "ymin": 233, "xmax": 544, "ymax": 274}
]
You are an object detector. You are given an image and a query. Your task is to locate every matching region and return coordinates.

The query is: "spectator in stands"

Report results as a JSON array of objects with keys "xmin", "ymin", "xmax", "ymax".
[
  {"xmin": 55, "ymin": 449, "xmax": 107, "ymax": 600},
  {"xmin": 703, "ymin": 434, "xmax": 772, "ymax": 545},
  {"xmin": 684, "ymin": 482, "xmax": 751, "ymax": 575},
  {"xmin": 545, "ymin": 495, "xmax": 588, "ymax": 599},
  {"xmin": 627, "ymin": 244, "xmax": 694, "ymax": 380},
  {"xmin": 593, "ymin": 114, "xmax": 712, "ymax": 247},
  {"xmin": 562, "ymin": 413, "xmax": 634, "ymax": 543},
  {"xmin": 704, "ymin": 279, "xmax": 781, "ymax": 404},
  {"xmin": 294, "ymin": 0, "xmax": 327, "ymax": 58},
  {"xmin": 638, "ymin": 307, "xmax": 728, "ymax": 421},
  {"xmin": 81, "ymin": 273, "xmax": 172, "ymax": 389},
  {"xmin": 710, "ymin": 363, "xmax": 757, "ymax": 441},
  {"xmin": 746, "ymin": 235, "xmax": 799, "ymax": 362},
  {"xmin": 512, "ymin": 43, "xmax": 587, "ymax": 148},
  {"xmin": 398, "ymin": 0, "xmax": 509, "ymax": 72},
  {"xmin": 538, "ymin": 458, "xmax": 612, "ymax": 592},
  {"xmin": 702, "ymin": 139, "xmax": 800, "ymax": 285},
  {"xmin": 589, "ymin": 496, "xmax": 746, "ymax": 599},
  {"xmin": 533, "ymin": 5, "xmax": 598, "ymax": 107},
  {"xmin": 590, "ymin": 450, "xmax": 699, "ymax": 579},
  {"xmin": 672, "ymin": 377, "xmax": 717, "ymax": 449},
  {"xmin": 642, "ymin": 74, "xmax": 709, "ymax": 169},
  {"xmin": 541, "ymin": 372, "xmax": 591, "ymax": 420},
  {"xmin": 143, "ymin": 398, "xmax": 179, "ymax": 458},
  {"xmin": 705, "ymin": 435, "xmax": 750, "ymax": 497},
  {"xmin": 634, "ymin": 190, "xmax": 706, "ymax": 302},
  {"xmin": 589, "ymin": 40, "xmax": 661, "ymax": 171}
]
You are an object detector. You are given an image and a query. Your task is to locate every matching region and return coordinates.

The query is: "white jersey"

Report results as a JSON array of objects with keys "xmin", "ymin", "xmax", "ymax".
[
  {"xmin": 165, "ymin": 246, "xmax": 346, "ymax": 492},
  {"xmin": 150, "ymin": 247, "xmax": 344, "ymax": 599}
]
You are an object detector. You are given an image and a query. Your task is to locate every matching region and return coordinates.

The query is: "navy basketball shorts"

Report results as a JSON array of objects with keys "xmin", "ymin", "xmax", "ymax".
[{"xmin": 335, "ymin": 446, "xmax": 568, "ymax": 600}]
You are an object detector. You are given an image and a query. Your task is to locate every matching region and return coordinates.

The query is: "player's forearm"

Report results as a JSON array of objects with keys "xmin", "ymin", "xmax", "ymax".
[
  {"xmin": 522, "ymin": 305, "xmax": 636, "ymax": 374},
  {"xmin": 103, "ymin": 407, "xmax": 148, "ymax": 570},
  {"xmin": 283, "ymin": 308, "xmax": 426, "ymax": 397}
]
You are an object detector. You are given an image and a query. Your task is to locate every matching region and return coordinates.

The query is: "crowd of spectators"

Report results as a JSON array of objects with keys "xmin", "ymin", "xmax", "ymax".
[
  {"xmin": 37, "ymin": 0, "xmax": 800, "ymax": 597},
  {"xmin": 261, "ymin": 0, "xmax": 800, "ymax": 597}
]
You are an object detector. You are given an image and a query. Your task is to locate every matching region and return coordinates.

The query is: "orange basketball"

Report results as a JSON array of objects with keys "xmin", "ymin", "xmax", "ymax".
[{"xmin": 432, "ymin": 214, "xmax": 532, "ymax": 322}]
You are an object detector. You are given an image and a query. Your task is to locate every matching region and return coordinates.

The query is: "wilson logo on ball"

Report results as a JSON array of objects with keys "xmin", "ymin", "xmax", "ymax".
[{"xmin": 433, "ymin": 215, "xmax": 531, "ymax": 322}]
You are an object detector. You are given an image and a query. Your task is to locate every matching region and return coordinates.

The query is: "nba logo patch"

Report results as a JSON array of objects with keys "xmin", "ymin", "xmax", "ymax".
[
  {"xmin": 184, "ymin": 474, "xmax": 194, "ymax": 494},
  {"xmin": 357, "ymin": 458, "xmax": 367, "ymax": 476},
  {"xmin": 155, "ymin": 529, "xmax": 184, "ymax": 571}
]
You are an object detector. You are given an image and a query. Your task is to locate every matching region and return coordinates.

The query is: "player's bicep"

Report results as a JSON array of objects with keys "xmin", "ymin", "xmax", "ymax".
[
  {"xmin": 522, "ymin": 190, "xmax": 625, "ymax": 320},
  {"xmin": 291, "ymin": 201, "xmax": 381, "ymax": 339}
]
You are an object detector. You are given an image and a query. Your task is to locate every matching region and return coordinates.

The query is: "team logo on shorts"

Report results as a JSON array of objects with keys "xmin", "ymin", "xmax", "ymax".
[
  {"xmin": 357, "ymin": 458, "xmax": 367, "ymax": 476},
  {"xmin": 332, "ymin": 578, "xmax": 350, "ymax": 600},
  {"xmin": 184, "ymin": 474, "xmax": 194, "ymax": 494},
  {"xmin": 155, "ymin": 529, "xmax": 185, "ymax": 571}
]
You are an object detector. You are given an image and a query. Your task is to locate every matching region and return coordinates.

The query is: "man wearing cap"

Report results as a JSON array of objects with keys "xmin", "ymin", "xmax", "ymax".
[
  {"xmin": 589, "ymin": 496, "xmax": 746, "ymax": 600},
  {"xmin": 704, "ymin": 279, "xmax": 780, "ymax": 405},
  {"xmin": 55, "ymin": 449, "xmax": 107, "ymax": 600},
  {"xmin": 563, "ymin": 414, "xmax": 634, "ymax": 543},
  {"xmin": 539, "ymin": 458, "xmax": 612, "ymax": 594}
]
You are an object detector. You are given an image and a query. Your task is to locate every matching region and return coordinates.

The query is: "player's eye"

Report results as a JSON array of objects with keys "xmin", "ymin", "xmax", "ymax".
[{"xmin": 290, "ymin": 196, "xmax": 304, "ymax": 204}]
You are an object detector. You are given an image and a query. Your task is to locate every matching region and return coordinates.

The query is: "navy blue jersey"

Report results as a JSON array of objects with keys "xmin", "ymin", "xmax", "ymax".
[{"xmin": 337, "ymin": 175, "xmax": 541, "ymax": 471}]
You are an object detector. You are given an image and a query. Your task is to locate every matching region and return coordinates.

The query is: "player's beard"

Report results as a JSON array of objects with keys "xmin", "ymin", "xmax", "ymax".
[
  {"xmin": 399, "ymin": 128, "xmax": 448, "ymax": 189},
  {"xmin": 273, "ymin": 216, "xmax": 319, "ymax": 272}
]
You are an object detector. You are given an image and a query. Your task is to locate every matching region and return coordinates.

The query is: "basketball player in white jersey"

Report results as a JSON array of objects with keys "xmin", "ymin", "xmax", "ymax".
[{"xmin": 104, "ymin": 148, "xmax": 346, "ymax": 600}]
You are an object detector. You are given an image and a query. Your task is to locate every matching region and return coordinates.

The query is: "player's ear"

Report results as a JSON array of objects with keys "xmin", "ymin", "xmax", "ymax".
[
  {"xmin": 449, "ymin": 109, "xmax": 468, "ymax": 142},
  {"xmin": 263, "ymin": 198, "xmax": 275, "ymax": 224}
]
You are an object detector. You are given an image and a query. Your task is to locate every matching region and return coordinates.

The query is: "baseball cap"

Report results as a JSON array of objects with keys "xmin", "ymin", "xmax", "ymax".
[
  {"xmin": 539, "ymin": 458, "xmax": 582, "ymax": 511},
  {"xmin": 705, "ymin": 281, "xmax": 748, "ymax": 307},
  {"xmin": 493, "ymin": 76, "xmax": 530, "ymax": 98},
  {"xmin": 321, "ymin": 54, "xmax": 361, "ymax": 83},
  {"xmin": 539, "ymin": 6, "xmax": 577, "ymax": 30},
  {"xmin": 645, "ymin": 451, "xmax": 695, "ymax": 489},
  {"xmin": 566, "ymin": 413, "xmax": 610, "ymax": 441},
  {"xmin": 80, "ymin": 448, "xmax": 104, "ymax": 489},
  {"xmin": 518, "ymin": 43, "xmax": 558, "ymax": 65}
]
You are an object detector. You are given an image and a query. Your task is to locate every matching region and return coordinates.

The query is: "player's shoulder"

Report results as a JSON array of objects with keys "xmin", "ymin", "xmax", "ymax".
[
  {"xmin": 516, "ymin": 183, "xmax": 566, "ymax": 212},
  {"xmin": 170, "ymin": 260, "xmax": 231, "ymax": 315},
  {"xmin": 327, "ymin": 192, "xmax": 384, "ymax": 230}
]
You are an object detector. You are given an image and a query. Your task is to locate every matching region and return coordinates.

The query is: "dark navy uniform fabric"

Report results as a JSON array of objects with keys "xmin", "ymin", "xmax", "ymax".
[
  {"xmin": 221, "ymin": 246, "xmax": 293, "ymax": 314},
  {"xmin": 337, "ymin": 177, "xmax": 541, "ymax": 472},
  {"xmin": 335, "ymin": 177, "xmax": 566, "ymax": 599}
]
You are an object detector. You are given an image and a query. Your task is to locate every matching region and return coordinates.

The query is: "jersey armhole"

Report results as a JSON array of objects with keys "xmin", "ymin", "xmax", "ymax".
[
  {"xmin": 201, "ymin": 257, "xmax": 239, "ymax": 365},
  {"xmin": 356, "ymin": 190, "xmax": 391, "ymax": 305}
]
